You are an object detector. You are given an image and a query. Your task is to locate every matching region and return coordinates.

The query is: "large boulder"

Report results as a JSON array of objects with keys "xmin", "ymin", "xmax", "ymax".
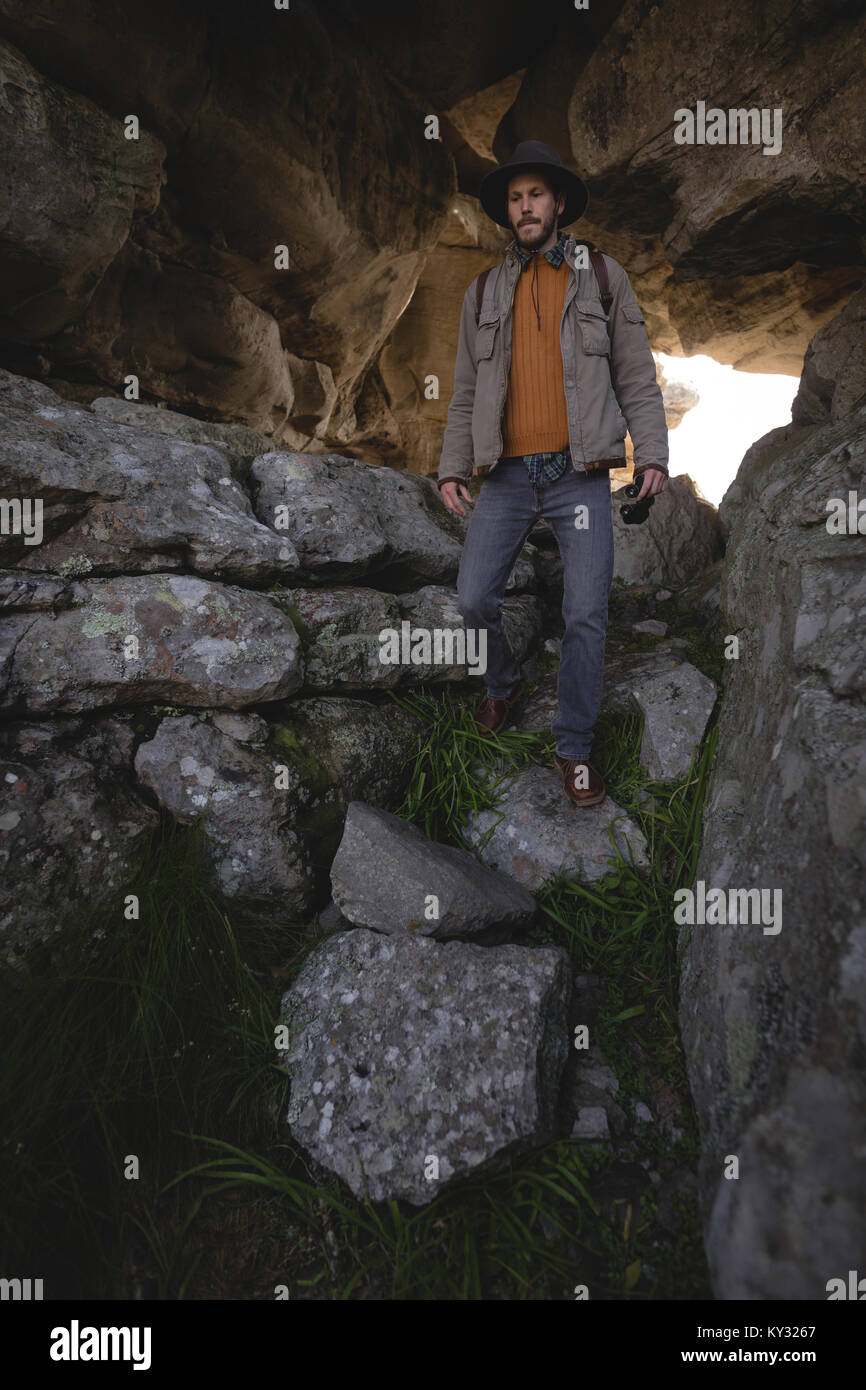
[
  {"xmin": 678, "ymin": 293, "xmax": 866, "ymax": 1298},
  {"xmin": 279, "ymin": 927, "xmax": 572, "ymax": 1204},
  {"xmin": 250, "ymin": 451, "xmax": 470, "ymax": 589},
  {"xmin": 0, "ymin": 370, "xmax": 299, "ymax": 581},
  {"xmin": 0, "ymin": 572, "xmax": 303, "ymax": 713}
]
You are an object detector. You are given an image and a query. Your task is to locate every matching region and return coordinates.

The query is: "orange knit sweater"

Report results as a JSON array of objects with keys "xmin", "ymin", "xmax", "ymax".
[{"xmin": 501, "ymin": 254, "xmax": 570, "ymax": 457}]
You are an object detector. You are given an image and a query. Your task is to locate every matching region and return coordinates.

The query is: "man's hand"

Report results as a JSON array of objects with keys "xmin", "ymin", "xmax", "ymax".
[
  {"xmin": 439, "ymin": 480, "xmax": 474, "ymax": 517},
  {"xmin": 635, "ymin": 467, "xmax": 668, "ymax": 501}
]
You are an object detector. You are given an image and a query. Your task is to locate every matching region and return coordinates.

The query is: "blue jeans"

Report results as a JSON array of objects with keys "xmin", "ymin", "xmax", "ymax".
[{"xmin": 456, "ymin": 458, "xmax": 614, "ymax": 760}]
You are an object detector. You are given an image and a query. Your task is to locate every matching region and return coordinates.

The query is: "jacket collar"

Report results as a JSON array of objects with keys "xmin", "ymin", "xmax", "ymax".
[
  {"xmin": 510, "ymin": 228, "xmax": 569, "ymax": 271},
  {"xmin": 506, "ymin": 229, "xmax": 578, "ymax": 268}
]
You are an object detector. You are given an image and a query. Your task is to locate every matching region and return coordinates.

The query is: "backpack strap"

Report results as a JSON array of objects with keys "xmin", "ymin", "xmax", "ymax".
[
  {"xmin": 474, "ymin": 268, "xmax": 492, "ymax": 324},
  {"xmin": 588, "ymin": 248, "xmax": 613, "ymax": 315}
]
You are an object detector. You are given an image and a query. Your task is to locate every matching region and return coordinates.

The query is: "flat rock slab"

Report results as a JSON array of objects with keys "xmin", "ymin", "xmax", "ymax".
[
  {"xmin": 251, "ymin": 450, "xmax": 463, "ymax": 587},
  {"xmin": 330, "ymin": 801, "xmax": 538, "ymax": 939},
  {"xmin": 280, "ymin": 927, "xmax": 572, "ymax": 1205},
  {"xmin": 515, "ymin": 647, "xmax": 689, "ymax": 733},
  {"xmin": 629, "ymin": 662, "xmax": 717, "ymax": 781},
  {"xmin": 460, "ymin": 761, "xmax": 650, "ymax": 888},
  {"xmin": 90, "ymin": 397, "xmax": 273, "ymax": 459},
  {"xmin": 601, "ymin": 649, "xmax": 687, "ymax": 716},
  {"xmin": 274, "ymin": 583, "xmax": 540, "ymax": 693},
  {"xmin": 0, "ymin": 572, "xmax": 303, "ymax": 712},
  {"xmin": 0, "ymin": 369, "xmax": 298, "ymax": 582}
]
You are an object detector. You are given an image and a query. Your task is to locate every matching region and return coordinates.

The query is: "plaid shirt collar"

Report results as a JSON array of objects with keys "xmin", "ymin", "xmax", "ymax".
[{"xmin": 512, "ymin": 228, "xmax": 568, "ymax": 272}]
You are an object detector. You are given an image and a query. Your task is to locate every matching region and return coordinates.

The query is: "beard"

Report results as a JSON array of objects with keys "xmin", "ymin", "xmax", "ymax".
[{"xmin": 513, "ymin": 208, "xmax": 557, "ymax": 250}]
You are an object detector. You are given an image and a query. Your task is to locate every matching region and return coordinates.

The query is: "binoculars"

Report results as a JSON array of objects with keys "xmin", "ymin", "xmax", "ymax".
[{"xmin": 619, "ymin": 478, "xmax": 655, "ymax": 525}]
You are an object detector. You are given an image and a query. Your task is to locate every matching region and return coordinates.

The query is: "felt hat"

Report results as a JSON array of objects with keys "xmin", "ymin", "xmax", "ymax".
[{"xmin": 479, "ymin": 139, "xmax": 589, "ymax": 229}]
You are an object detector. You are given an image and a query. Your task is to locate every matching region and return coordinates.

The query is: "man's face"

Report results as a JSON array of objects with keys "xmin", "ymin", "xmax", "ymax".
[{"xmin": 506, "ymin": 173, "xmax": 565, "ymax": 251}]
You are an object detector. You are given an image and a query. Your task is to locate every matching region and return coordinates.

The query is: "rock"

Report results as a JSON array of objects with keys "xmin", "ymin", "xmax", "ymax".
[
  {"xmin": 329, "ymin": 802, "xmax": 538, "ymax": 940},
  {"xmin": 209, "ymin": 711, "xmax": 269, "ymax": 744},
  {"xmin": 514, "ymin": 648, "xmax": 689, "ymax": 728},
  {"xmin": 276, "ymin": 587, "xmax": 403, "ymax": 694},
  {"xmin": 561, "ymin": 975, "xmax": 629, "ymax": 1141},
  {"xmin": 678, "ymin": 297, "xmax": 866, "ymax": 1297},
  {"xmin": 0, "ymin": 573, "xmax": 303, "ymax": 713},
  {"xmin": 0, "ymin": 369, "xmax": 299, "ymax": 581},
  {"xmin": 317, "ymin": 899, "xmax": 352, "ymax": 932},
  {"xmin": 132, "ymin": 697, "xmax": 428, "ymax": 922},
  {"xmin": 613, "ymin": 476, "xmax": 724, "ymax": 589},
  {"xmin": 632, "ymin": 619, "xmax": 668, "ymax": 636},
  {"xmin": 655, "ymin": 589, "xmax": 674, "ymax": 601},
  {"xmin": 356, "ymin": 202, "xmax": 509, "ymax": 473},
  {"xmin": 557, "ymin": 1, "xmax": 864, "ymax": 369},
  {"xmin": 58, "ymin": 242, "xmax": 297, "ymax": 434},
  {"xmin": 575, "ymin": 1059, "xmax": 620, "ymax": 1098},
  {"xmin": 90, "ymin": 397, "xmax": 274, "ymax": 458},
  {"xmin": 0, "ymin": 39, "xmax": 164, "ymax": 343},
  {"xmin": 460, "ymin": 760, "xmax": 650, "ymax": 888},
  {"xmin": 399, "ymin": 585, "xmax": 541, "ymax": 680},
  {"xmin": 250, "ymin": 451, "xmax": 466, "ymax": 588},
  {"xmin": 677, "ymin": 559, "xmax": 724, "ymax": 622},
  {"xmin": 571, "ymin": 1107, "xmax": 610, "ymax": 1141},
  {"xmin": 272, "ymin": 581, "xmax": 540, "ymax": 695},
  {"xmin": 279, "ymin": 927, "xmax": 572, "ymax": 1204},
  {"xmin": 134, "ymin": 714, "xmax": 315, "ymax": 919},
  {"xmin": 628, "ymin": 662, "xmax": 718, "ymax": 782},
  {"xmin": 0, "ymin": 716, "xmax": 158, "ymax": 964},
  {"xmin": 792, "ymin": 286, "xmax": 866, "ymax": 426},
  {"xmin": 0, "ymin": 569, "xmax": 68, "ymax": 612},
  {"xmin": 513, "ymin": 672, "xmax": 559, "ymax": 735},
  {"xmin": 270, "ymin": 696, "xmax": 427, "ymax": 828},
  {"xmin": 654, "ymin": 637, "xmax": 690, "ymax": 654},
  {"xmin": 61, "ymin": 240, "xmax": 296, "ymax": 431},
  {"xmin": 601, "ymin": 649, "xmax": 686, "ymax": 719},
  {"xmin": 0, "ymin": 6, "xmax": 453, "ymax": 434}
]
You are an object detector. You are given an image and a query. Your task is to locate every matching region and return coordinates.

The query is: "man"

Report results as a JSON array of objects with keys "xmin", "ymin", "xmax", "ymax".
[{"xmin": 437, "ymin": 140, "xmax": 668, "ymax": 807}]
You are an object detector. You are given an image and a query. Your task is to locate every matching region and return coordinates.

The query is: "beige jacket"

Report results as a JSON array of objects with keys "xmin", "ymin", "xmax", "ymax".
[{"xmin": 437, "ymin": 232, "xmax": 668, "ymax": 487}]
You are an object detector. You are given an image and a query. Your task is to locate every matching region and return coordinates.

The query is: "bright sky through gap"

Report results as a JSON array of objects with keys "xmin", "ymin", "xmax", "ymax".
[{"xmin": 655, "ymin": 352, "xmax": 801, "ymax": 507}]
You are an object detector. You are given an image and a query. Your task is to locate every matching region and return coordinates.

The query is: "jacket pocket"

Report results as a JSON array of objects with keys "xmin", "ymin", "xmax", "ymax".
[
  {"xmin": 475, "ymin": 319, "xmax": 498, "ymax": 360},
  {"xmin": 621, "ymin": 303, "xmax": 645, "ymax": 324},
  {"xmin": 574, "ymin": 298, "xmax": 610, "ymax": 355}
]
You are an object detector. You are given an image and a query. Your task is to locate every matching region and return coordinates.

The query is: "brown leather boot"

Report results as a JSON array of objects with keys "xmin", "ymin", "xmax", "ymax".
[
  {"xmin": 473, "ymin": 683, "xmax": 524, "ymax": 737},
  {"xmin": 554, "ymin": 752, "xmax": 606, "ymax": 807}
]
